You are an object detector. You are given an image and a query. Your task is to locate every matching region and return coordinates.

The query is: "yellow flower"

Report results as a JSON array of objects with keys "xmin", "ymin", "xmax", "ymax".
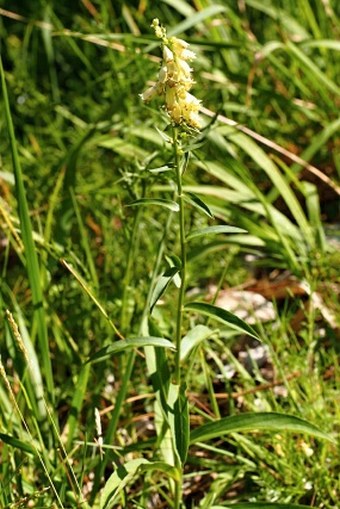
[{"xmin": 140, "ymin": 19, "xmax": 202, "ymax": 129}]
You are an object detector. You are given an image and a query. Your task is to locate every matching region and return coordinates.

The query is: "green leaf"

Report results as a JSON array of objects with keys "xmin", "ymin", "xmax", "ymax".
[
  {"xmin": 174, "ymin": 383, "xmax": 190, "ymax": 464},
  {"xmin": 0, "ymin": 432, "xmax": 37, "ymax": 455},
  {"xmin": 100, "ymin": 458, "xmax": 178, "ymax": 509},
  {"xmin": 185, "ymin": 302, "xmax": 260, "ymax": 340},
  {"xmin": 127, "ymin": 198, "xmax": 179, "ymax": 212},
  {"xmin": 180, "ymin": 325, "xmax": 213, "ymax": 361},
  {"xmin": 190, "ymin": 412, "xmax": 334, "ymax": 444},
  {"xmin": 187, "ymin": 225, "xmax": 246, "ymax": 241},
  {"xmin": 88, "ymin": 337, "xmax": 175, "ymax": 364},
  {"xmin": 184, "ymin": 192, "xmax": 214, "ymax": 218},
  {"xmin": 150, "ymin": 267, "xmax": 180, "ymax": 312}
]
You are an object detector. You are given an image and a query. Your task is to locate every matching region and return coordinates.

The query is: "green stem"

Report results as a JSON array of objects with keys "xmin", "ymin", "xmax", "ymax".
[
  {"xmin": 173, "ymin": 126, "xmax": 186, "ymax": 387},
  {"xmin": 174, "ymin": 471, "xmax": 183, "ymax": 509}
]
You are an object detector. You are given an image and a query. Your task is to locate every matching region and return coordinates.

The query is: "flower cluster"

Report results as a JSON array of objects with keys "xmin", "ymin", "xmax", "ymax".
[{"xmin": 140, "ymin": 19, "xmax": 201, "ymax": 130}]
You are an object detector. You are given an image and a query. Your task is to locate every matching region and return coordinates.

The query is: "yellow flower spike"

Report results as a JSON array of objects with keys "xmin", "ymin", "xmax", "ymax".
[{"xmin": 141, "ymin": 19, "xmax": 202, "ymax": 130}]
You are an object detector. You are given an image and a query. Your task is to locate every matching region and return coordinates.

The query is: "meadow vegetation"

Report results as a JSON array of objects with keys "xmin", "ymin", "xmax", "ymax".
[{"xmin": 0, "ymin": 1, "xmax": 339, "ymax": 508}]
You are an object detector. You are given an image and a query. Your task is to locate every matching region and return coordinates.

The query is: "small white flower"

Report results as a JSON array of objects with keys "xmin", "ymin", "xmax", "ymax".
[
  {"xmin": 177, "ymin": 59, "xmax": 192, "ymax": 79},
  {"xmin": 184, "ymin": 92, "xmax": 201, "ymax": 107},
  {"xmin": 163, "ymin": 45, "xmax": 174, "ymax": 63},
  {"xmin": 158, "ymin": 65, "xmax": 168, "ymax": 83},
  {"xmin": 181, "ymin": 48, "xmax": 197, "ymax": 61},
  {"xmin": 140, "ymin": 85, "xmax": 158, "ymax": 102}
]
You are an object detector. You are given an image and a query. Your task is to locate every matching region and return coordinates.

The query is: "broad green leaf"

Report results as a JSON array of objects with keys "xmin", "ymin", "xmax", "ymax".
[
  {"xmin": 150, "ymin": 267, "xmax": 180, "ymax": 312},
  {"xmin": 180, "ymin": 325, "xmax": 213, "ymax": 361},
  {"xmin": 190, "ymin": 412, "xmax": 333, "ymax": 443},
  {"xmin": 127, "ymin": 198, "xmax": 179, "ymax": 212},
  {"xmin": 88, "ymin": 337, "xmax": 175, "ymax": 364},
  {"xmin": 187, "ymin": 225, "xmax": 246, "ymax": 241},
  {"xmin": 185, "ymin": 302, "xmax": 260, "ymax": 340},
  {"xmin": 154, "ymin": 396, "xmax": 178, "ymax": 468},
  {"xmin": 100, "ymin": 458, "xmax": 178, "ymax": 509}
]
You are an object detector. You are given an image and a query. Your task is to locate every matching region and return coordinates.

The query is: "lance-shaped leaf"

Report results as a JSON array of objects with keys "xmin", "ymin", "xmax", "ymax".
[
  {"xmin": 190, "ymin": 412, "xmax": 333, "ymax": 444},
  {"xmin": 187, "ymin": 225, "xmax": 246, "ymax": 241},
  {"xmin": 174, "ymin": 383, "xmax": 190, "ymax": 464},
  {"xmin": 185, "ymin": 302, "xmax": 260, "ymax": 340},
  {"xmin": 184, "ymin": 192, "xmax": 214, "ymax": 218},
  {"xmin": 150, "ymin": 267, "xmax": 180, "ymax": 312},
  {"xmin": 88, "ymin": 337, "xmax": 175, "ymax": 364},
  {"xmin": 180, "ymin": 325, "xmax": 213, "ymax": 361},
  {"xmin": 127, "ymin": 198, "xmax": 179, "ymax": 212}
]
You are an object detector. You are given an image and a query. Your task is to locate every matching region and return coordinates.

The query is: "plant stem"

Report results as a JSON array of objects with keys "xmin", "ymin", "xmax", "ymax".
[
  {"xmin": 174, "ymin": 471, "xmax": 183, "ymax": 509},
  {"xmin": 173, "ymin": 126, "xmax": 186, "ymax": 387},
  {"xmin": 173, "ymin": 126, "xmax": 187, "ymax": 509}
]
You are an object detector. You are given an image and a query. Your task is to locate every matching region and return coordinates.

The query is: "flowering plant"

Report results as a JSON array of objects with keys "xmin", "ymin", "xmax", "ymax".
[{"xmin": 141, "ymin": 18, "xmax": 201, "ymax": 129}]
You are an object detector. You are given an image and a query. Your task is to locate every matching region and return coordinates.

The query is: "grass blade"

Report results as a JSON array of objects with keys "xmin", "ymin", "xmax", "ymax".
[{"xmin": 0, "ymin": 57, "xmax": 54, "ymax": 400}]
